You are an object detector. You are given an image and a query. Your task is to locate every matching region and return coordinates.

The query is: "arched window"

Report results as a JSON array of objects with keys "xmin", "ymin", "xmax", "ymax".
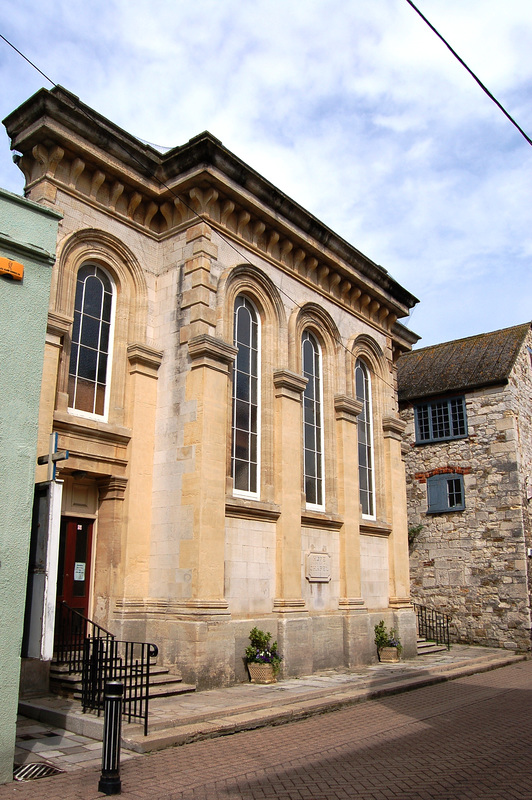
[
  {"xmin": 232, "ymin": 295, "xmax": 260, "ymax": 495},
  {"xmin": 355, "ymin": 358, "xmax": 375, "ymax": 517},
  {"xmin": 68, "ymin": 264, "xmax": 115, "ymax": 417},
  {"xmin": 302, "ymin": 331, "xmax": 324, "ymax": 508}
]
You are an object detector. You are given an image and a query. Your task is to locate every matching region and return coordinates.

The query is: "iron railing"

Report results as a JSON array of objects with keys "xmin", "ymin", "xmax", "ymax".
[
  {"xmin": 54, "ymin": 602, "xmax": 114, "ymax": 674},
  {"xmin": 82, "ymin": 636, "xmax": 158, "ymax": 736},
  {"xmin": 414, "ymin": 602, "xmax": 451, "ymax": 649},
  {"xmin": 55, "ymin": 602, "xmax": 157, "ymax": 735}
]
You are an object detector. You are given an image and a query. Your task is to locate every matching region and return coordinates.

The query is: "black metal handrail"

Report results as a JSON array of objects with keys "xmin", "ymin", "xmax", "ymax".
[
  {"xmin": 82, "ymin": 637, "xmax": 158, "ymax": 736},
  {"xmin": 414, "ymin": 602, "xmax": 451, "ymax": 649},
  {"xmin": 55, "ymin": 602, "xmax": 157, "ymax": 735},
  {"xmin": 55, "ymin": 602, "xmax": 115, "ymax": 674}
]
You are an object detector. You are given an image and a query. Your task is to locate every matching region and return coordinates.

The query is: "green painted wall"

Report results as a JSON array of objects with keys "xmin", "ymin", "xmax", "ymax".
[{"xmin": 0, "ymin": 188, "xmax": 61, "ymax": 783}]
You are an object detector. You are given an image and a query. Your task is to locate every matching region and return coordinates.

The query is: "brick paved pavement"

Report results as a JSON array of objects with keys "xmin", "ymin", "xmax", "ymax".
[{"xmin": 2, "ymin": 659, "xmax": 532, "ymax": 799}]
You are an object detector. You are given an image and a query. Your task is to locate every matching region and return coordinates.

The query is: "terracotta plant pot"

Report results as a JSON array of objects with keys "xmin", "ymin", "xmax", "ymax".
[
  {"xmin": 247, "ymin": 662, "xmax": 277, "ymax": 684},
  {"xmin": 379, "ymin": 646, "xmax": 400, "ymax": 663}
]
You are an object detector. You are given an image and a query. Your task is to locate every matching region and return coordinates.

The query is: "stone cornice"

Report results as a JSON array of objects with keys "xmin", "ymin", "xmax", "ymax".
[
  {"xmin": 382, "ymin": 415, "xmax": 407, "ymax": 440},
  {"xmin": 334, "ymin": 394, "xmax": 363, "ymax": 423},
  {"xmin": 4, "ymin": 87, "xmax": 419, "ymax": 341},
  {"xmin": 47, "ymin": 310, "xmax": 73, "ymax": 338},
  {"xmin": 273, "ymin": 369, "xmax": 308, "ymax": 400},
  {"xmin": 127, "ymin": 342, "xmax": 164, "ymax": 376},
  {"xmin": 97, "ymin": 476, "xmax": 128, "ymax": 501},
  {"xmin": 188, "ymin": 334, "xmax": 237, "ymax": 372}
]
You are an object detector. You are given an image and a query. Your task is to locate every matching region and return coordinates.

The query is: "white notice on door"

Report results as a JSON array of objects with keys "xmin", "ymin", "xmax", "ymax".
[{"xmin": 74, "ymin": 562, "xmax": 86, "ymax": 581}]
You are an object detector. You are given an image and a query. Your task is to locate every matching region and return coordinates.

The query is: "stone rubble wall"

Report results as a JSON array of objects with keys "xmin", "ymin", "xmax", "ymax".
[{"xmin": 401, "ymin": 335, "xmax": 532, "ymax": 651}]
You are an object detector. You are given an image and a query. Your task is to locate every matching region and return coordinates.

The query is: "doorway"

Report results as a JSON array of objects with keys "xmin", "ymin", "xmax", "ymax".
[{"xmin": 56, "ymin": 517, "xmax": 93, "ymax": 619}]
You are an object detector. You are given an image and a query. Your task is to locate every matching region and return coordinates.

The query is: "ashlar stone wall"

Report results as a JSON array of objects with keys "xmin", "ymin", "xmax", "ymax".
[{"xmin": 402, "ymin": 335, "xmax": 532, "ymax": 651}]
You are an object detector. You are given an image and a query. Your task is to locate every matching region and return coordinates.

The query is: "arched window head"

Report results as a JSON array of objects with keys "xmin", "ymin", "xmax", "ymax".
[
  {"xmin": 302, "ymin": 331, "xmax": 324, "ymax": 508},
  {"xmin": 68, "ymin": 264, "xmax": 115, "ymax": 418},
  {"xmin": 355, "ymin": 358, "xmax": 375, "ymax": 518},
  {"xmin": 232, "ymin": 295, "xmax": 260, "ymax": 496}
]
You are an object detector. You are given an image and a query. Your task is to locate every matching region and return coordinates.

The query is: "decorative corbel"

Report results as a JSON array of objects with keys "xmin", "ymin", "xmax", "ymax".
[
  {"xmin": 127, "ymin": 191, "xmax": 142, "ymax": 219},
  {"xmin": 90, "ymin": 170, "xmax": 105, "ymax": 200},
  {"xmin": 70, "ymin": 157, "xmax": 86, "ymax": 188},
  {"xmin": 109, "ymin": 181, "xmax": 124, "ymax": 209}
]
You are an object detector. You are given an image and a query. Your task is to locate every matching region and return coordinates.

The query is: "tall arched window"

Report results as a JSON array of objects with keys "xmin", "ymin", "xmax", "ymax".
[
  {"xmin": 355, "ymin": 358, "xmax": 375, "ymax": 517},
  {"xmin": 302, "ymin": 331, "xmax": 324, "ymax": 508},
  {"xmin": 232, "ymin": 295, "xmax": 260, "ymax": 495},
  {"xmin": 68, "ymin": 264, "xmax": 115, "ymax": 417}
]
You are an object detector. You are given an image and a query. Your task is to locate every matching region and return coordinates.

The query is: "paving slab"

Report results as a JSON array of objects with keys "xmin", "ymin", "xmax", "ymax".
[{"xmin": 15, "ymin": 644, "xmax": 526, "ymax": 774}]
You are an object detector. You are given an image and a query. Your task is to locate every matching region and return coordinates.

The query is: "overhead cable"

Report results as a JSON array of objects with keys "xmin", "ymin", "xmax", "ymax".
[{"xmin": 405, "ymin": 0, "xmax": 532, "ymax": 147}]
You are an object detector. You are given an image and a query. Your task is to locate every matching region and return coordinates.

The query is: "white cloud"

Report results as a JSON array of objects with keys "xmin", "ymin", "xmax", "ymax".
[{"xmin": 1, "ymin": 0, "xmax": 531, "ymax": 346}]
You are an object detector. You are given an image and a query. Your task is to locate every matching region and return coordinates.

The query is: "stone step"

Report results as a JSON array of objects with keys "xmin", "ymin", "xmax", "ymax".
[
  {"xmin": 417, "ymin": 637, "xmax": 449, "ymax": 655},
  {"xmin": 50, "ymin": 662, "xmax": 193, "ymax": 701}
]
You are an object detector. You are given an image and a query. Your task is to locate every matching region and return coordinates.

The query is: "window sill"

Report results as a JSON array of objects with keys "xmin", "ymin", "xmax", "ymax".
[
  {"xmin": 301, "ymin": 510, "xmax": 343, "ymax": 530},
  {"xmin": 426, "ymin": 507, "xmax": 465, "ymax": 515},
  {"xmin": 53, "ymin": 410, "xmax": 131, "ymax": 444},
  {"xmin": 225, "ymin": 497, "xmax": 281, "ymax": 522},
  {"xmin": 414, "ymin": 435, "xmax": 469, "ymax": 446},
  {"xmin": 359, "ymin": 520, "xmax": 392, "ymax": 537}
]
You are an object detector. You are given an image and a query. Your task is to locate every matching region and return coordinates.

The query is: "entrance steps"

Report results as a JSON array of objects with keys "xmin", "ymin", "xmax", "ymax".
[
  {"xmin": 417, "ymin": 636, "xmax": 449, "ymax": 655},
  {"xmin": 49, "ymin": 661, "xmax": 196, "ymax": 701}
]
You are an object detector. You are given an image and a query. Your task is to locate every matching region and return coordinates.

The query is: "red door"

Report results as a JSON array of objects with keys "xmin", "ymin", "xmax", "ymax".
[{"xmin": 57, "ymin": 518, "xmax": 93, "ymax": 618}]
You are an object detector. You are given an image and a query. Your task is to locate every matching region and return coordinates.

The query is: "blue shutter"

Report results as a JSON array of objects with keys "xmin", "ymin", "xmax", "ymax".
[
  {"xmin": 427, "ymin": 474, "xmax": 446, "ymax": 513},
  {"xmin": 427, "ymin": 473, "xmax": 465, "ymax": 513}
]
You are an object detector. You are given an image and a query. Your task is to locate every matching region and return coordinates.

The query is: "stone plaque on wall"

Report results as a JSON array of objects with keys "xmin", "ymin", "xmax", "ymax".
[{"xmin": 306, "ymin": 551, "xmax": 331, "ymax": 583}]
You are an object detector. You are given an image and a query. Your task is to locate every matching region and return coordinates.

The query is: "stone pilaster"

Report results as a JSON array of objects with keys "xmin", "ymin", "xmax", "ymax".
[
  {"xmin": 382, "ymin": 415, "xmax": 415, "ymax": 654},
  {"xmin": 95, "ymin": 476, "xmax": 128, "ymax": 627},
  {"xmin": 272, "ymin": 369, "xmax": 308, "ymax": 612},
  {"xmin": 272, "ymin": 369, "xmax": 309, "ymax": 677},
  {"xmin": 121, "ymin": 343, "xmax": 163, "ymax": 602},
  {"xmin": 180, "ymin": 334, "xmax": 237, "ymax": 611},
  {"xmin": 334, "ymin": 395, "xmax": 371, "ymax": 665},
  {"xmin": 334, "ymin": 395, "xmax": 364, "ymax": 604}
]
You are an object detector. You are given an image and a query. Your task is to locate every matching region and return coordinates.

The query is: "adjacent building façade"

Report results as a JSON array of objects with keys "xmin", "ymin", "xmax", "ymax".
[{"xmin": 398, "ymin": 323, "xmax": 532, "ymax": 652}]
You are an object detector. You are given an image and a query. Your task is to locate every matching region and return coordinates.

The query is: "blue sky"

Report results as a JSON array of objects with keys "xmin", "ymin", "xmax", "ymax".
[{"xmin": 1, "ymin": 0, "xmax": 531, "ymax": 347}]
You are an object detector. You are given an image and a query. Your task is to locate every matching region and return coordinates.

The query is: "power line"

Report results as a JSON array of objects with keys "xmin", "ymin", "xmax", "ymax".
[
  {"xmin": 405, "ymin": 0, "xmax": 532, "ymax": 147},
  {"xmin": 0, "ymin": 33, "xmax": 55, "ymax": 87}
]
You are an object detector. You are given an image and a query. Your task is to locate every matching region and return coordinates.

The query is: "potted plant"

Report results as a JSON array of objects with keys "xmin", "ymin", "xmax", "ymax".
[
  {"xmin": 374, "ymin": 620, "xmax": 402, "ymax": 663},
  {"xmin": 245, "ymin": 627, "xmax": 282, "ymax": 683}
]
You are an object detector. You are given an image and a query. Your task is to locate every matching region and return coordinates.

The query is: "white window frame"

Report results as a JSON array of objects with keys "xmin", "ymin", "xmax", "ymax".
[
  {"xmin": 231, "ymin": 295, "xmax": 261, "ymax": 499},
  {"xmin": 67, "ymin": 263, "xmax": 116, "ymax": 422},
  {"xmin": 302, "ymin": 330, "xmax": 325, "ymax": 511},
  {"xmin": 355, "ymin": 358, "xmax": 376, "ymax": 519}
]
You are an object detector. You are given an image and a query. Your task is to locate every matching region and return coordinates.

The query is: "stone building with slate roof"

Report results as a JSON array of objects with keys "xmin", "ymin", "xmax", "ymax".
[
  {"xmin": 398, "ymin": 323, "xmax": 532, "ymax": 651},
  {"xmin": 3, "ymin": 86, "xmax": 419, "ymax": 691}
]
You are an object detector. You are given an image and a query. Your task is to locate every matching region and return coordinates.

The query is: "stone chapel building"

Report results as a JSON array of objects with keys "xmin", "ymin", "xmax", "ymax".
[
  {"xmin": 398, "ymin": 323, "xmax": 532, "ymax": 652},
  {"xmin": 4, "ymin": 86, "xmax": 419, "ymax": 689}
]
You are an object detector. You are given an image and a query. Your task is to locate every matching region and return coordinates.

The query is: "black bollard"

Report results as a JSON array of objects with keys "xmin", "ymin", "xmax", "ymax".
[{"xmin": 98, "ymin": 680, "xmax": 123, "ymax": 795}]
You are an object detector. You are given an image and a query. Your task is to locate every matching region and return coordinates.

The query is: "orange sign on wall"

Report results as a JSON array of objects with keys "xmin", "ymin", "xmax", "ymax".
[{"xmin": 0, "ymin": 257, "xmax": 24, "ymax": 280}]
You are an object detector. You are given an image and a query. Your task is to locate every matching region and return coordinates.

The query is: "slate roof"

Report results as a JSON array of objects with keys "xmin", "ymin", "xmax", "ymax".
[{"xmin": 397, "ymin": 322, "xmax": 531, "ymax": 403}]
